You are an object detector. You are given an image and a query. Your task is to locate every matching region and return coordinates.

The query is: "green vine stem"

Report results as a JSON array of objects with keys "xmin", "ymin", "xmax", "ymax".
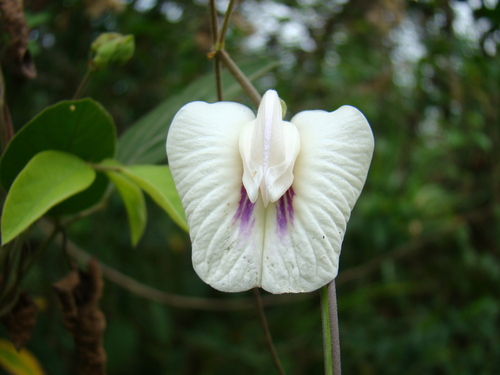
[
  {"xmin": 0, "ymin": 228, "xmax": 55, "ymax": 318},
  {"xmin": 216, "ymin": 0, "xmax": 237, "ymax": 51},
  {"xmin": 209, "ymin": 0, "xmax": 261, "ymax": 107},
  {"xmin": 0, "ymin": 238, "xmax": 22, "ymax": 313},
  {"xmin": 0, "ymin": 229, "xmax": 37, "ymax": 315},
  {"xmin": 209, "ymin": 0, "xmax": 219, "ymax": 45},
  {"xmin": 321, "ymin": 286, "xmax": 333, "ymax": 374},
  {"xmin": 73, "ymin": 67, "xmax": 93, "ymax": 100},
  {"xmin": 21, "ymin": 223, "xmax": 59, "ymax": 275},
  {"xmin": 321, "ymin": 280, "xmax": 341, "ymax": 375}
]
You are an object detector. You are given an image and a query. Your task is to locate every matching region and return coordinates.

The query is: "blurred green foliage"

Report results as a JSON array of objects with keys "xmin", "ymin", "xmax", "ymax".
[{"xmin": 1, "ymin": 0, "xmax": 499, "ymax": 374}]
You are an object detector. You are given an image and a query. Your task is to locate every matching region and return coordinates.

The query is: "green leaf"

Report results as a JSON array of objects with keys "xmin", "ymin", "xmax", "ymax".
[
  {"xmin": 0, "ymin": 339, "xmax": 46, "ymax": 375},
  {"xmin": 120, "ymin": 165, "xmax": 188, "ymax": 232},
  {"xmin": 0, "ymin": 98, "xmax": 116, "ymax": 214},
  {"xmin": 117, "ymin": 59, "xmax": 279, "ymax": 165},
  {"xmin": 1, "ymin": 151, "xmax": 96, "ymax": 245},
  {"xmin": 49, "ymin": 172, "xmax": 108, "ymax": 216},
  {"xmin": 105, "ymin": 171, "xmax": 147, "ymax": 247}
]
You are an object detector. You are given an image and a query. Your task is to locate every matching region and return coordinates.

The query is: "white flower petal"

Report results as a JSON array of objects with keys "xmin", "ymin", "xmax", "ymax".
[
  {"xmin": 240, "ymin": 90, "xmax": 301, "ymax": 207},
  {"xmin": 265, "ymin": 121, "xmax": 300, "ymax": 203},
  {"xmin": 168, "ymin": 100, "xmax": 374, "ymax": 294},
  {"xmin": 166, "ymin": 101, "xmax": 265, "ymax": 292},
  {"xmin": 239, "ymin": 119, "xmax": 261, "ymax": 203},
  {"xmin": 240, "ymin": 120, "xmax": 300, "ymax": 205},
  {"xmin": 260, "ymin": 105, "xmax": 374, "ymax": 293}
]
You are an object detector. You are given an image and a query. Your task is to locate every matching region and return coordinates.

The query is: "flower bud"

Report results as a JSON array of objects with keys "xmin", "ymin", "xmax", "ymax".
[{"xmin": 91, "ymin": 33, "xmax": 135, "ymax": 69}]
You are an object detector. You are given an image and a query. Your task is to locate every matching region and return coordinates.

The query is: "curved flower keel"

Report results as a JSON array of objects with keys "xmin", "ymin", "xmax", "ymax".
[{"xmin": 166, "ymin": 90, "xmax": 374, "ymax": 294}]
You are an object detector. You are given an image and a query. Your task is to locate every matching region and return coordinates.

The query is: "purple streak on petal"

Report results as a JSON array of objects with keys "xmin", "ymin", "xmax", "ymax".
[
  {"xmin": 276, "ymin": 187, "xmax": 295, "ymax": 238},
  {"xmin": 276, "ymin": 196, "xmax": 287, "ymax": 233},
  {"xmin": 242, "ymin": 218, "xmax": 256, "ymax": 237},
  {"xmin": 233, "ymin": 186, "xmax": 255, "ymax": 237},
  {"xmin": 286, "ymin": 187, "xmax": 296, "ymax": 224},
  {"xmin": 242, "ymin": 193, "xmax": 255, "ymax": 227},
  {"xmin": 233, "ymin": 186, "xmax": 246, "ymax": 223}
]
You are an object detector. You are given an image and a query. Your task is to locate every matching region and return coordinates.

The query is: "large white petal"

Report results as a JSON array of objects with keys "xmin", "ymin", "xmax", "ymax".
[
  {"xmin": 261, "ymin": 106, "xmax": 374, "ymax": 293},
  {"xmin": 166, "ymin": 101, "xmax": 266, "ymax": 292}
]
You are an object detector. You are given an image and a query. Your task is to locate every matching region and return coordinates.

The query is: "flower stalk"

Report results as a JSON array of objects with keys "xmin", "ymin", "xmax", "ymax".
[{"xmin": 321, "ymin": 281, "xmax": 341, "ymax": 375}]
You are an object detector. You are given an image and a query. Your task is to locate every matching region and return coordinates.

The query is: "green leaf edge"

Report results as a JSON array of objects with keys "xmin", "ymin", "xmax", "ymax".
[
  {"xmin": 0, "ymin": 98, "xmax": 116, "ymax": 191},
  {"xmin": 1, "ymin": 151, "xmax": 96, "ymax": 245},
  {"xmin": 0, "ymin": 339, "xmax": 46, "ymax": 375},
  {"xmin": 105, "ymin": 170, "xmax": 147, "ymax": 247},
  {"xmin": 120, "ymin": 165, "xmax": 189, "ymax": 232}
]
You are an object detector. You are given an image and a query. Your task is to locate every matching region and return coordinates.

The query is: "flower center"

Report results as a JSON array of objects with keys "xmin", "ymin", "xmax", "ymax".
[{"xmin": 240, "ymin": 90, "xmax": 300, "ymax": 207}]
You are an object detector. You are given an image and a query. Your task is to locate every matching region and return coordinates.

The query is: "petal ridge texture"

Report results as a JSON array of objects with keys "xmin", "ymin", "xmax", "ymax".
[{"xmin": 166, "ymin": 92, "xmax": 374, "ymax": 294}]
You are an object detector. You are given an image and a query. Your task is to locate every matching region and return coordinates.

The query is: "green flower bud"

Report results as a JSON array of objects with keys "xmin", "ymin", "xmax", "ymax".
[{"xmin": 91, "ymin": 33, "xmax": 135, "ymax": 69}]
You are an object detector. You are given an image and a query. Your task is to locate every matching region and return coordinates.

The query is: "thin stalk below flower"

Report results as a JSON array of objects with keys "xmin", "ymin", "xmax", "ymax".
[{"xmin": 321, "ymin": 281, "xmax": 341, "ymax": 375}]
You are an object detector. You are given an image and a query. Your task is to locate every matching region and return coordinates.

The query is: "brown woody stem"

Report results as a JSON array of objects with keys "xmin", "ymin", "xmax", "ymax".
[{"xmin": 218, "ymin": 50, "xmax": 262, "ymax": 107}]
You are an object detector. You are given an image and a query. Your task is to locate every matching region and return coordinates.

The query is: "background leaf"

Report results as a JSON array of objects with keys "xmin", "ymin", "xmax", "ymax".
[
  {"xmin": 0, "ymin": 339, "xmax": 45, "ymax": 375},
  {"xmin": 0, "ymin": 99, "xmax": 116, "ymax": 214},
  {"xmin": 120, "ymin": 165, "xmax": 188, "ymax": 232},
  {"xmin": 1, "ymin": 150, "xmax": 95, "ymax": 245},
  {"xmin": 117, "ymin": 59, "xmax": 278, "ymax": 165},
  {"xmin": 105, "ymin": 170, "xmax": 147, "ymax": 247}
]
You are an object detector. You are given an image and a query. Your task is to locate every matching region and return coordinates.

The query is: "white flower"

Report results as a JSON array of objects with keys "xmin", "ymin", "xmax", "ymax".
[{"xmin": 166, "ymin": 90, "xmax": 374, "ymax": 294}]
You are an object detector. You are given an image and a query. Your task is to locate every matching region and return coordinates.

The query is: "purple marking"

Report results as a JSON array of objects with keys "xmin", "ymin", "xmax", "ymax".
[
  {"xmin": 286, "ymin": 188, "xmax": 295, "ymax": 222},
  {"xmin": 233, "ymin": 186, "xmax": 256, "ymax": 236},
  {"xmin": 276, "ymin": 197, "xmax": 287, "ymax": 229},
  {"xmin": 276, "ymin": 187, "xmax": 295, "ymax": 237}
]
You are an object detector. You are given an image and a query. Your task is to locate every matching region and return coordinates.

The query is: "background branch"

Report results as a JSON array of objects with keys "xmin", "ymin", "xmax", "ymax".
[
  {"xmin": 253, "ymin": 288, "xmax": 286, "ymax": 375},
  {"xmin": 208, "ymin": 0, "xmax": 223, "ymax": 101},
  {"xmin": 39, "ymin": 220, "xmax": 307, "ymax": 311},
  {"xmin": 39, "ymin": 217, "xmax": 468, "ymax": 312}
]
